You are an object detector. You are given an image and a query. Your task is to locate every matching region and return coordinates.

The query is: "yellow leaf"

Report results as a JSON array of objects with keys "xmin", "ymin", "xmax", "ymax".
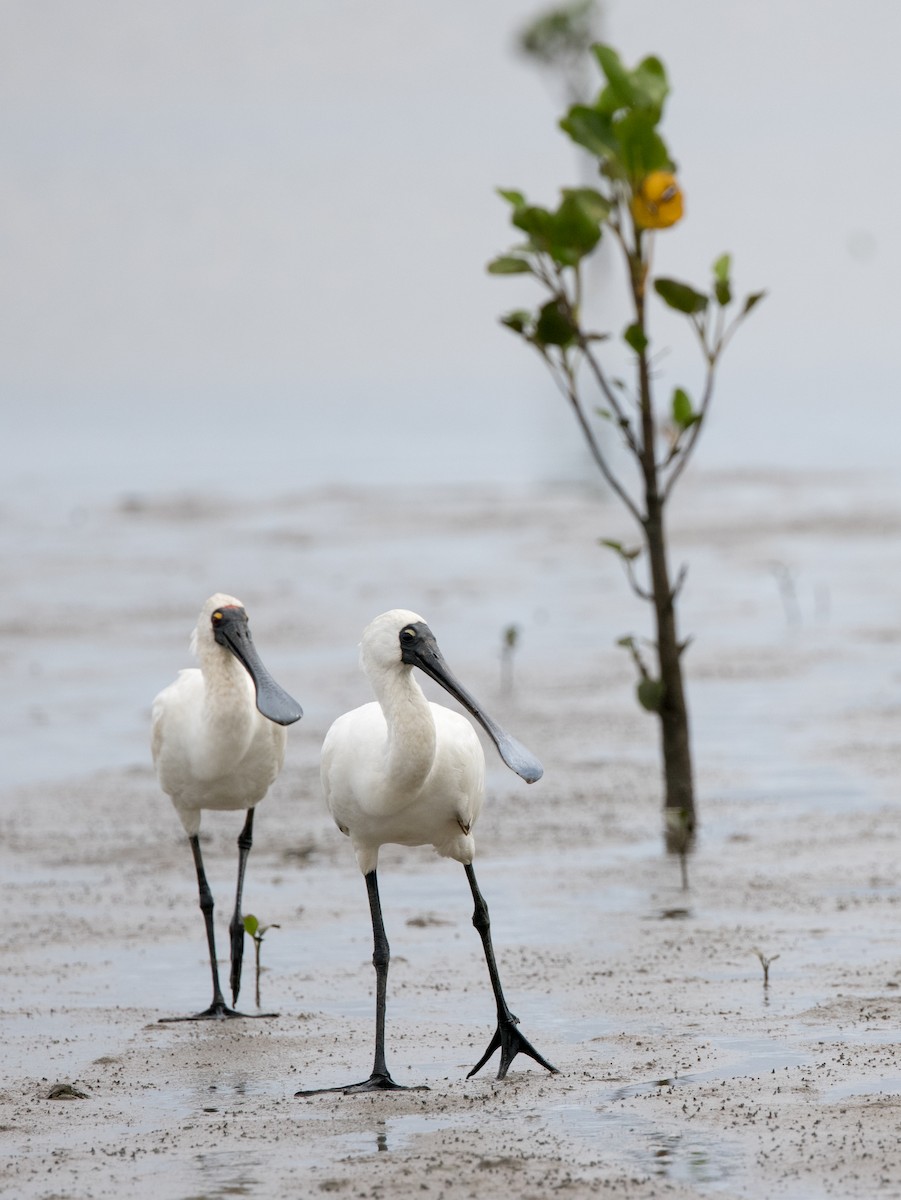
[{"xmin": 630, "ymin": 170, "xmax": 684, "ymax": 230}]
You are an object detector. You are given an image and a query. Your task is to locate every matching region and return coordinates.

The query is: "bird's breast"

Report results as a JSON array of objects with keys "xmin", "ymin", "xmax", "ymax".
[{"xmin": 321, "ymin": 702, "xmax": 484, "ymax": 854}]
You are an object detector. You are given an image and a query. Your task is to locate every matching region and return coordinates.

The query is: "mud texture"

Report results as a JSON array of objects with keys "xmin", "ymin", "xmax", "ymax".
[{"xmin": 2, "ymin": 470, "xmax": 901, "ymax": 1198}]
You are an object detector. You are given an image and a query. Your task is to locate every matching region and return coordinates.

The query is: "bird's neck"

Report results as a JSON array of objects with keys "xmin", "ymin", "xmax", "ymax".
[
  {"xmin": 196, "ymin": 649, "xmax": 258, "ymax": 771},
  {"xmin": 377, "ymin": 667, "xmax": 437, "ymax": 802}
]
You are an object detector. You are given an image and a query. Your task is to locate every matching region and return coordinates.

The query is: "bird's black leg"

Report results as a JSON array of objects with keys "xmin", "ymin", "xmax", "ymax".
[
  {"xmin": 295, "ymin": 869, "xmax": 428, "ymax": 1096},
  {"xmin": 227, "ymin": 810, "xmax": 277, "ymax": 1014},
  {"xmin": 228, "ymin": 807, "xmax": 254, "ymax": 1005},
  {"xmin": 159, "ymin": 831, "xmax": 275, "ymax": 1022},
  {"xmin": 464, "ymin": 862, "xmax": 558, "ymax": 1080},
  {"xmin": 364, "ymin": 868, "xmax": 401, "ymax": 1089},
  {"xmin": 226, "ymin": 809, "xmax": 263, "ymax": 1011}
]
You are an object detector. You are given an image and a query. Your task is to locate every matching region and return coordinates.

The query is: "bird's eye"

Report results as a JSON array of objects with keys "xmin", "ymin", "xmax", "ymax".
[
  {"xmin": 212, "ymin": 611, "xmax": 223, "ymax": 624},
  {"xmin": 401, "ymin": 627, "xmax": 416, "ymax": 641}
]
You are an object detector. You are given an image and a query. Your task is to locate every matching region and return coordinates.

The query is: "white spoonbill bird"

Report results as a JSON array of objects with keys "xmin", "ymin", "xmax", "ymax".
[
  {"xmin": 152, "ymin": 594, "xmax": 302, "ymax": 1020},
  {"xmin": 296, "ymin": 609, "xmax": 557, "ymax": 1095}
]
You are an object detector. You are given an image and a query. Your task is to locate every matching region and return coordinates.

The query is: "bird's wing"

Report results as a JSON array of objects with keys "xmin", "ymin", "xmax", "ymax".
[
  {"xmin": 319, "ymin": 708, "xmax": 351, "ymax": 815},
  {"xmin": 149, "ymin": 686, "xmax": 170, "ymax": 770},
  {"xmin": 150, "ymin": 669, "xmax": 202, "ymax": 776},
  {"xmin": 320, "ymin": 703, "xmax": 387, "ymax": 825}
]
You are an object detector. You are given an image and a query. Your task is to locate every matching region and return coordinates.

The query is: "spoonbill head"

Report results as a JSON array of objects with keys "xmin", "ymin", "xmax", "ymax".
[
  {"xmin": 297, "ymin": 608, "xmax": 556, "ymax": 1096},
  {"xmin": 376, "ymin": 609, "xmax": 542, "ymax": 776},
  {"xmin": 152, "ymin": 593, "xmax": 302, "ymax": 1020},
  {"xmin": 203, "ymin": 596, "xmax": 304, "ymax": 727}
]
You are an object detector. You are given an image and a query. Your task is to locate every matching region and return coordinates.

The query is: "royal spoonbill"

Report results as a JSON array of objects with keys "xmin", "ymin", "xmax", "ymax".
[
  {"xmin": 296, "ymin": 609, "xmax": 557, "ymax": 1094},
  {"xmin": 152, "ymin": 594, "xmax": 302, "ymax": 1020}
]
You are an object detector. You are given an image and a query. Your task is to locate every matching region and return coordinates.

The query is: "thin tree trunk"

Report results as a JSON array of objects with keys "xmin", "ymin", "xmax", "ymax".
[
  {"xmin": 635, "ymin": 273, "xmax": 696, "ymax": 855},
  {"xmin": 644, "ymin": 494, "xmax": 695, "ymax": 854}
]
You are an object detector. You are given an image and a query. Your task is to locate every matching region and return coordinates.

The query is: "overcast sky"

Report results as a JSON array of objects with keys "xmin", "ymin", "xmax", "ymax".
[{"xmin": 3, "ymin": 1, "xmax": 899, "ymax": 498}]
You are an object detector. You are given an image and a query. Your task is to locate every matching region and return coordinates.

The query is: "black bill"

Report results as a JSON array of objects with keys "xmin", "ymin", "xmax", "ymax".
[
  {"xmin": 400, "ymin": 621, "xmax": 542, "ymax": 784},
  {"xmin": 213, "ymin": 606, "xmax": 303, "ymax": 726}
]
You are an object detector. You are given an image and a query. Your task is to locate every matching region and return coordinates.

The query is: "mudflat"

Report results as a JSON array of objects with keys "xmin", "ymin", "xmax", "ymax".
[{"xmin": 2, "ymin": 470, "xmax": 900, "ymax": 1198}]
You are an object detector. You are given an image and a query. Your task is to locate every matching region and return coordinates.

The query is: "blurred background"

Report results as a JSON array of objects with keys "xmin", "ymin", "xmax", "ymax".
[
  {"xmin": 3, "ymin": 0, "xmax": 899, "ymax": 503},
  {"xmin": 3, "ymin": 0, "xmax": 901, "ymax": 795}
]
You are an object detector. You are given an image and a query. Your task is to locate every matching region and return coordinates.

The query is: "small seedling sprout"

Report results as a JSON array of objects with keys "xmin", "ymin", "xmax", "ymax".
[
  {"xmin": 752, "ymin": 947, "xmax": 780, "ymax": 990},
  {"xmin": 501, "ymin": 624, "xmax": 520, "ymax": 696},
  {"xmin": 243, "ymin": 914, "xmax": 281, "ymax": 1010}
]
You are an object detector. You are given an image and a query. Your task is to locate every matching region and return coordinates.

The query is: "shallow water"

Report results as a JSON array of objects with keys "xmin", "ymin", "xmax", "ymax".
[{"xmin": 4, "ymin": 469, "xmax": 901, "ymax": 1199}]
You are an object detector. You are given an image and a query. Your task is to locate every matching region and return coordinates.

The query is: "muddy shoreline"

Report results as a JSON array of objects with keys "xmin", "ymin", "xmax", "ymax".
[{"xmin": 3, "ymin": 470, "xmax": 901, "ymax": 1198}]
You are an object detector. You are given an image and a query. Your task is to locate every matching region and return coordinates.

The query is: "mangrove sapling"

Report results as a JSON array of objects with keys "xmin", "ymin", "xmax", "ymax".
[
  {"xmin": 770, "ymin": 562, "xmax": 802, "ymax": 628},
  {"xmin": 500, "ymin": 624, "xmax": 520, "ymax": 697},
  {"xmin": 489, "ymin": 44, "xmax": 764, "ymax": 853},
  {"xmin": 243, "ymin": 914, "xmax": 280, "ymax": 1010},
  {"xmin": 753, "ymin": 947, "xmax": 780, "ymax": 991}
]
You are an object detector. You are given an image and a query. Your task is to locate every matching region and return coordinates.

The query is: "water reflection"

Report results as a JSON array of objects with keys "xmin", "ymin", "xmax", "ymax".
[
  {"xmin": 648, "ymin": 1134, "xmax": 721, "ymax": 1185},
  {"xmin": 191, "ymin": 1150, "xmax": 261, "ymax": 1198},
  {"xmin": 549, "ymin": 1103, "xmax": 740, "ymax": 1187},
  {"xmin": 609, "ymin": 1033, "xmax": 810, "ymax": 1102},
  {"xmin": 375, "ymin": 1119, "xmax": 389, "ymax": 1153}
]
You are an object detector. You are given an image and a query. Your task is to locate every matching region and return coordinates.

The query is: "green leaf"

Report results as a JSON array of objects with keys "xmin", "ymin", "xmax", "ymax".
[
  {"xmin": 743, "ymin": 290, "xmax": 767, "ymax": 314},
  {"xmin": 511, "ymin": 189, "xmax": 608, "ymax": 267},
  {"xmin": 623, "ymin": 323, "xmax": 648, "ymax": 354},
  {"xmin": 518, "ymin": 1, "xmax": 597, "ymax": 67},
  {"xmin": 631, "ymin": 55, "xmax": 669, "ymax": 115},
  {"xmin": 671, "ymin": 387, "xmax": 698, "ymax": 429},
  {"xmin": 637, "ymin": 677, "xmax": 666, "ymax": 712},
  {"xmin": 243, "ymin": 914, "xmax": 259, "ymax": 937},
  {"xmin": 614, "ymin": 110, "xmax": 673, "ymax": 180},
  {"xmin": 654, "ymin": 277, "xmax": 709, "ymax": 315},
  {"xmin": 560, "ymin": 106, "xmax": 620, "ymax": 158},
  {"xmin": 712, "ymin": 253, "xmax": 732, "ymax": 305},
  {"xmin": 497, "ymin": 188, "xmax": 526, "ymax": 207},
  {"xmin": 590, "ymin": 47, "xmax": 669, "ymax": 121},
  {"xmin": 487, "ymin": 255, "xmax": 533, "ymax": 275},
  {"xmin": 712, "ymin": 253, "xmax": 731, "ymax": 283},
  {"xmin": 500, "ymin": 309, "xmax": 533, "ymax": 336},
  {"xmin": 549, "ymin": 188, "xmax": 607, "ymax": 263},
  {"xmin": 601, "ymin": 538, "xmax": 641, "ymax": 561},
  {"xmin": 535, "ymin": 297, "xmax": 576, "ymax": 347},
  {"xmin": 511, "ymin": 202, "xmax": 555, "ymax": 243},
  {"xmin": 563, "ymin": 186, "xmax": 611, "ymax": 224},
  {"xmin": 593, "ymin": 44, "xmax": 637, "ymax": 107}
]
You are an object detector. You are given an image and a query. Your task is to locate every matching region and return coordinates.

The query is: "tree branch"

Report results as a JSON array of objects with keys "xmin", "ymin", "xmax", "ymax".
[
  {"xmin": 670, "ymin": 562, "xmax": 688, "ymax": 602},
  {"xmin": 551, "ymin": 269, "xmax": 641, "ymax": 457},
  {"xmin": 660, "ymin": 354, "xmax": 717, "ymax": 501},
  {"xmin": 622, "ymin": 553, "xmax": 654, "ymax": 602},
  {"xmin": 577, "ymin": 338, "xmax": 641, "ymax": 455},
  {"xmin": 544, "ymin": 349, "xmax": 644, "ymax": 524}
]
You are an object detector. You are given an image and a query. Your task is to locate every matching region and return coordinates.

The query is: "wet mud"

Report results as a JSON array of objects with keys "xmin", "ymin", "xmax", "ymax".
[{"xmin": 2, "ymin": 468, "xmax": 901, "ymax": 1198}]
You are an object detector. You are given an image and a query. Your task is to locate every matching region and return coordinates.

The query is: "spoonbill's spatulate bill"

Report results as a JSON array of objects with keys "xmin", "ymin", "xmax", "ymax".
[
  {"xmin": 295, "ymin": 609, "xmax": 557, "ymax": 1095},
  {"xmin": 151, "ymin": 594, "xmax": 302, "ymax": 1020}
]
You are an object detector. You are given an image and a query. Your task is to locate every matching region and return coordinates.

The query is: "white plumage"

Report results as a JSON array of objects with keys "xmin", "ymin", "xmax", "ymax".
[
  {"xmin": 322, "ymin": 620, "xmax": 483, "ymax": 872},
  {"xmin": 298, "ymin": 609, "xmax": 556, "ymax": 1095},
  {"xmin": 152, "ymin": 593, "xmax": 302, "ymax": 1020}
]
